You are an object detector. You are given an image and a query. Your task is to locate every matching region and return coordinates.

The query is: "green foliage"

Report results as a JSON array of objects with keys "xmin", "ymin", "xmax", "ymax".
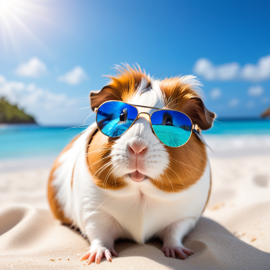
[{"xmin": 0, "ymin": 97, "xmax": 36, "ymax": 124}]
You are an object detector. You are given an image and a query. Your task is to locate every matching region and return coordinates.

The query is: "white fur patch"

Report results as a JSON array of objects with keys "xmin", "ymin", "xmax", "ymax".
[
  {"xmin": 128, "ymin": 78, "xmax": 165, "ymax": 113},
  {"xmin": 111, "ymin": 78, "xmax": 169, "ymax": 181},
  {"xmin": 111, "ymin": 117, "xmax": 169, "ymax": 181}
]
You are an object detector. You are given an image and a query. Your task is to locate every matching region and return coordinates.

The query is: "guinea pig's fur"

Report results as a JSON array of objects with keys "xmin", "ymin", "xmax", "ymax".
[{"xmin": 48, "ymin": 65, "xmax": 215, "ymax": 264}]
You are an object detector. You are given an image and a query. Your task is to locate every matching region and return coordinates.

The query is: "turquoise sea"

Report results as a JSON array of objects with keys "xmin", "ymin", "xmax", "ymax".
[{"xmin": 0, "ymin": 119, "xmax": 270, "ymax": 160}]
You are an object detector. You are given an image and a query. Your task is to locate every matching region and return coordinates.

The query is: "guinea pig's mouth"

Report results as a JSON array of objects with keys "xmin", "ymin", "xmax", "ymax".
[{"xmin": 128, "ymin": 170, "xmax": 148, "ymax": 182}]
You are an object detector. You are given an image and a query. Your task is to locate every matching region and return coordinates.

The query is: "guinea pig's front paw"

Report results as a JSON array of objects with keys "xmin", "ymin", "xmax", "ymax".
[
  {"xmin": 162, "ymin": 246, "xmax": 194, "ymax": 260},
  {"xmin": 81, "ymin": 246, "xmax": 118, "ymax": 265}
]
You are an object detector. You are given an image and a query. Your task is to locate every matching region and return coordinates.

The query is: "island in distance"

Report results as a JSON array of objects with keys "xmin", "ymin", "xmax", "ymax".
[{"xmin": 0, "ymin": 97, "xmax": 36, "ymax": 124}]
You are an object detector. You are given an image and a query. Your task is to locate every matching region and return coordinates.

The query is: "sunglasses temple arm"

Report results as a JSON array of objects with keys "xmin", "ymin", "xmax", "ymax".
[
  {"xmin": 192, "ymin": 129, "xmax": 200, "ymax": 135},
  {"xmin": 192, "ymin": 127, "xmax": 213, "ymax": 153}
]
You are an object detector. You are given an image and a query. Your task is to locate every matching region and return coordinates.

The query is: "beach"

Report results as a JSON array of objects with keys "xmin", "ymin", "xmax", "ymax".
[{"xmin": 0, "ymin": 130, "xmax": 270, "ymax": 269}]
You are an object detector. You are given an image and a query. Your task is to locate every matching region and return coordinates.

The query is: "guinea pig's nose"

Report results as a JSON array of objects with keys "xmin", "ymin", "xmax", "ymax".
[{"xmin": 128, "ymin": 142, "xmax": 148, "ymax": 156}]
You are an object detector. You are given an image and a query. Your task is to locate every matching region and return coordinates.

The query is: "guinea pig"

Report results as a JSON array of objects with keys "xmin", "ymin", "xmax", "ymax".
[{"xmin": 47, "ymin": 65, "xmax": 215, "ymax": 264}]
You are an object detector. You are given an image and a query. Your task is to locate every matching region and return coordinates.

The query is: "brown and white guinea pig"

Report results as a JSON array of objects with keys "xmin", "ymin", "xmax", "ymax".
[{"xmin": 48, "ymin": 65, "xmax": 215, "ymax": 264}]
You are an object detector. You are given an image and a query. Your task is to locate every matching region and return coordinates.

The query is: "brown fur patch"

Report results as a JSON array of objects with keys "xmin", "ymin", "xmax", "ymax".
[
  {"xmin": 87, "ymin": 131, "xmax": 126, "ymax": 190},
  {"xmin": 47, "ymin": 135, "xmax": 80, "ymax": 225},
  {"xmin": 160, "ymin": 78, "xmax": 215, "ymax": 130},
  {"xmin": 90, "ymin": 65, "xmax": 151, "ymax": 110},
  {"xmin": 151, "ymin": 133, "xmax": 207, "ymax": 192},
  {"xmin": 146, "ymin": 78, "xmax": 211, "ymax": 193},
  {"xmin": 160, "ymin": 78, "xmax": 199, "ymax": 111}
]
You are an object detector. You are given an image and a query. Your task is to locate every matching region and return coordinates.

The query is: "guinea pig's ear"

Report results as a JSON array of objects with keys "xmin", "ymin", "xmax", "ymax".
[
  {"xmin": 90, "ymin": 85, "xmax": 120, "ymax": 111},
  {"xmin": 182, "ymin": 97, "xmax": 216, "ymax": 130}
]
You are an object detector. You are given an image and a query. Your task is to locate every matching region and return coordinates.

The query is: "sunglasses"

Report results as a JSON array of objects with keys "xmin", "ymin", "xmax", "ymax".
[{"xmin": 94, "ymin": 101, "xmax": 201, "ymax": 148}]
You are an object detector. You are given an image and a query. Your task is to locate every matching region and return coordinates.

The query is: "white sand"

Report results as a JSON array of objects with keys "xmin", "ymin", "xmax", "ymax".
[{"xmin": 0, "ymin": 148, "xmax": 270, "ymax": 269}]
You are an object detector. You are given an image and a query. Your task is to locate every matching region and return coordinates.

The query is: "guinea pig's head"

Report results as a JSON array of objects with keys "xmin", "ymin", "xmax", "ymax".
[{"xmin": 87, "ymin": 65, "xmax": 215, "ymax": 194}]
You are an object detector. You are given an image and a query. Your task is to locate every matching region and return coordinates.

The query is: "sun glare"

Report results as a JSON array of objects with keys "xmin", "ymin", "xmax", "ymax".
[
  {"xmin": 0, "ymin": 0, "xmax": 54, "ymax": 55},
  {"xmin": 0, "ymin": 0, "xmax": 12, "ymax": 14},
  {"xmin": 0, "ymin": 0, "xmax": 23, "ymax": 18}
]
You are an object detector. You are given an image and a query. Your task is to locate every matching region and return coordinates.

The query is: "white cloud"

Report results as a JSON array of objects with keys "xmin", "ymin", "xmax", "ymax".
[
  {"xmin": 58, "ymin": 66, "xmax": 88, "ymax": 85},
  {"xmin": 193, "ymin": 58, "xmax": 240, "ymax": 81},
  {"xmin": 229, "ymin": 98, "xmax": 239, "ymax": 107},
  {"xmin": 248, "ymin": 86, "xmax": 263, "ymax": 96},
  {"xmin": 242, "ymin": 55, "xmax": 270, "ymax": 81},
  {"xmin": 0, "ymin": 75, "xmax": 79, "ymax": 124},
  {"xmin": 210, "ymin": 88, "xmax": 222, "ymax": 99},
  {"xmin": 194, "ymin": 54, "xmax": 270, "ymax": 82},
  {"xmin": 15, "ymin": 57, "xmax": 47, "ymax": 78},
  {"xmin": 193, "ymin": 59, "xmax": 214, "ymax": 80}
]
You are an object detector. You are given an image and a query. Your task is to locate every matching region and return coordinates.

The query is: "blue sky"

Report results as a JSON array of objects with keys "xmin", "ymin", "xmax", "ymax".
[{"xmin": 0, "ymin": 0, "xmax": 269, "ymax": 125}]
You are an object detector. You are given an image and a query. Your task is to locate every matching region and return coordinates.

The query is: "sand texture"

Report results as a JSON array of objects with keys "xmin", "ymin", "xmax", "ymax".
[{"xmin": 0, "ymin": 154, "xmax": 270, "ymax": 269}]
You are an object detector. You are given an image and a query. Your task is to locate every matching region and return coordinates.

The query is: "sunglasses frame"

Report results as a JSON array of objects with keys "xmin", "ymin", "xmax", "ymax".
[{"xmin": 94, "ymin": 100, "xmax": 201, "ymax": 148}]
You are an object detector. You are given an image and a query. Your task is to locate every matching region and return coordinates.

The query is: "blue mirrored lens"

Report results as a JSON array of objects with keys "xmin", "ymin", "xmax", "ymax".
[
  {"xmin": 151, "ymin": 110, "xmax": 192, "ymax": 147},
  {"xmin": 96, "ymin": 101, "xmax": 138, "ymax": 137}
]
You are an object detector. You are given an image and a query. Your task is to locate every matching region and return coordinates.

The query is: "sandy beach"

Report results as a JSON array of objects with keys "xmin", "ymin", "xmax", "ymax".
[{"xmin": 0, "ymin": 141, "xmax": 270, "ymax": 269}]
